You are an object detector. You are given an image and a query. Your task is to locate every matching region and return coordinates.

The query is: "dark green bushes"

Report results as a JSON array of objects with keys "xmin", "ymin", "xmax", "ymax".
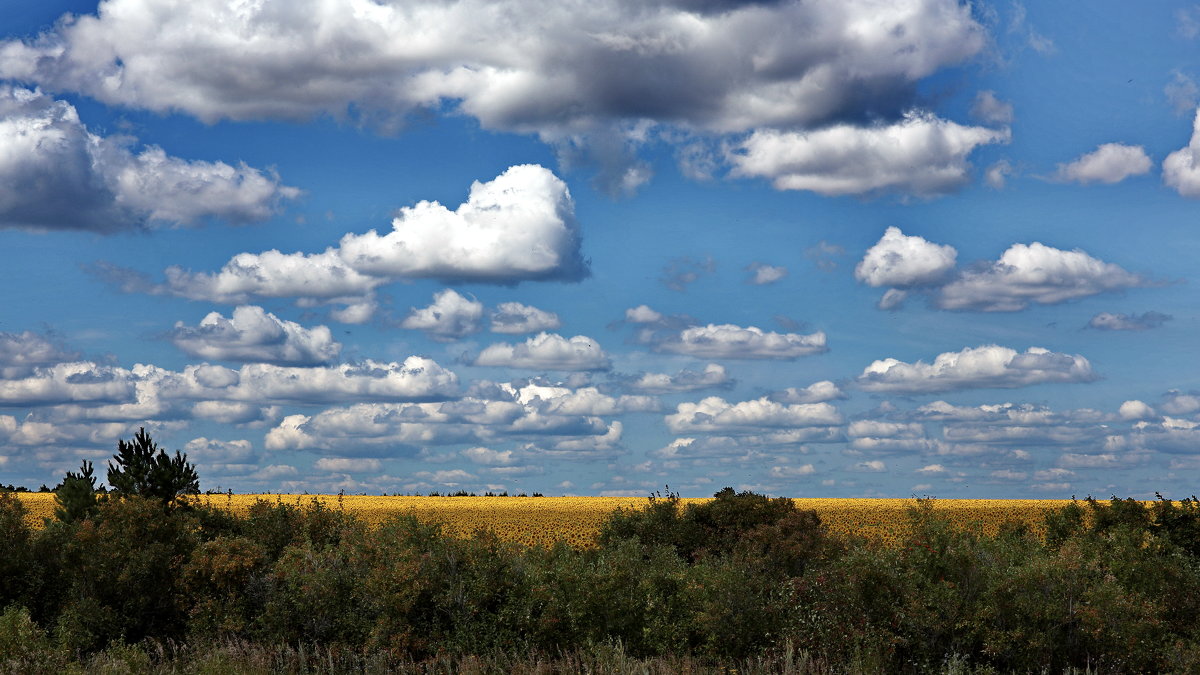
[{"xmin": 5, "ymin": 488, "xmax": 1200, "ymax": 672}]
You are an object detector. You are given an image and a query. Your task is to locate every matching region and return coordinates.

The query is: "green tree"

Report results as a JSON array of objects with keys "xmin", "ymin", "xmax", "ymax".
[
  {"xmin": 54, "ymin": 459, "xmax": 98, "ymax": 523},
  {"xmin": 107, "ymin": 428, "xmax": 199, "ymax": 505}
]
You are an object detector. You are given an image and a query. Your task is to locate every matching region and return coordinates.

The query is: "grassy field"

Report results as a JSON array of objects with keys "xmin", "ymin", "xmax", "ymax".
[{"xmin": 14, "ymin": 492, "xmax": 1081, "ymax": 547}]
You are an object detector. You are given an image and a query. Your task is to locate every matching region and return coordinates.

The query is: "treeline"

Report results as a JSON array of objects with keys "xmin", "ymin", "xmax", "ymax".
[{"xmin": 4, "ymin": 486, "xmax": 1200, "ymax": 673}]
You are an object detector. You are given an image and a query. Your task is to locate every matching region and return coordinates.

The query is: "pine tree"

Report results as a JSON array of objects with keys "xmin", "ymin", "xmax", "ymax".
[
  {"xmin": 107, "ymin": 428, "xmax": 200, "ymax": 505},
  {"xmin": 54, "ymin": 460, "xmax": 98, "ymax": 522}
]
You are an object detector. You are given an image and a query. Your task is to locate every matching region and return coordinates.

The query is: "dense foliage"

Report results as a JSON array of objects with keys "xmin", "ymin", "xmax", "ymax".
[{"xmin": 3, "ymin": 485, "xmax": 1200, "ymax": 673}]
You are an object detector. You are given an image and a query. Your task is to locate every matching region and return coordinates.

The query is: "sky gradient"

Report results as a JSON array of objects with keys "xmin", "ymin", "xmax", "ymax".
[{"xmin": 0, "ymin": 0, "xmax": 1197, "ymax": 498}]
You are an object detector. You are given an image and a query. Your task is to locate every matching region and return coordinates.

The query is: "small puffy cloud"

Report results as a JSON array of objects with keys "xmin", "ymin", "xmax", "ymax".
[
  {"xmin": 0, "ymin": 331, "xmax": 77, "ymax": 378},
  {"xmin": 768, "ymin": 464, "xmax": 815, "ymax": 479},
  {"xmin": 936, "ymin": 242, "xmax": 1147, "ymax": 312},
  {"xmin": 1162, "ymin": 391, "xmax": 1200, "ymax": 416},
  {"xmin": 805, "ymin": 241, "xmax": 846, "ymax": 272},
  {"xmin": 170, "ymin": 306, "xmax": 341, "ymax": 365},
  {"xmin": 1118, "ymin": 400, "xmax": 1156, "ymax": 421},
  {"xmin": 746, "ymin": 263, "xmax": 787, "ymax": 285},
  {"xmin": 183, "ymin": 437, "xmax": 255, "ymax": 464},
  {"xmin": 857, "ymin": 345, "xmax": 1096, "ymax": 394},
  {"xmin": 660, "ymin": 256, "xmax": 715, "ymax": 292},
  {"xmin": 916, "ymin": 464, "xmax": 947, "ymax": 474},
  {"xmin": 489, "ymin": 302, "xmax": 561, "ymax": 334},
  {"xmin": 314, "ymin": 457, "xmax": 382, "ymax": 473},
  {"xmin": 769, "ymin": 381, "xmax": 845, "ymax": 404},
  {"xmin": 665, "ymin": 396, "xmax": 843, "ymax": 434},
  {"xmin": 1055, "ymin": 143, "xmax": 1151, "ymax": 184},
  {"xmin": 655, "ymin": 324, "xmax": 827, "ymax": 360},
  {"xmin": 461, "ymin": 446, "xmax": 516, "ymax": 466},
  {"xmin": 0, "ymin": 87, "xmax": 297, "ymax": 232},
  {"xmin": 1086, "ymin": 311, "xmax": 1172, "ymax": 331},
  {"xmin": 1166, "ymin": 71, "xmax": 1199, "ymax": 115},
  {"xmin": 970, "ymin": 91, "xmax": 1014, "ymax": 125},
  {"xmin": 728, "ymin": 112, "xmax": 1009, "ymax": 198},
  {"xmin": 475, "ymin": 333, "xmax": 611, "ymax": 371},
  {"xmin": 856, "ymin": 227, "xmax": 958, "ymax": 288},
  {"xmin": 626, "ymin": 364, "xmax": 731, "ymax": 394},
  {"xmin": 624, "ymin": 305, "xmax": 663, "ymax": 324},
  {"xmin": 400, "ymin": 289, "xmax": 484, "ymax": 340},
  {"xmin": 851, "ymin": 460, "xmax": 887, "ymax": 472},
  {"xmin": 1163, "ymin": 109, "xmax": 1200, "ymax": 197},
  {"xmin": 984, "ymin": 160, "xmax": 1014, "ymax": 189},
  {"xmin": 158, "ymin": 165, "xmax": 585, "ymax": 310},
  {"xmin": 412, "ymin": 469, "xmax": 475, "ymax": 486}
]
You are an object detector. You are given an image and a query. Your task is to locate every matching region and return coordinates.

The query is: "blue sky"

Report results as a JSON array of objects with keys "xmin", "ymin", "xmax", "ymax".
[{"xmin": 0, "ymin": 0, "xmax": 1198, "ymax": 497}]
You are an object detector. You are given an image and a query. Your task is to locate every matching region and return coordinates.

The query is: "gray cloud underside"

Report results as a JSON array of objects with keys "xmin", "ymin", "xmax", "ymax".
[{"xmin": 0, "ymin": 87, "xmax": 298, "ymax": 232}]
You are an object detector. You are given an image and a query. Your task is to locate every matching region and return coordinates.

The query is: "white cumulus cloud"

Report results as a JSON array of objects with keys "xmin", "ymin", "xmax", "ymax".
[
  {"xmin": 475, "ymin": 333, "xmax": 611, "ymax": 371},
  {"xmin": 170, "ymin": 306, "xmax": 341, "ymax": 365},
  {"xmin": 665, "ymin": 396, "xmax": 843, "ymax": 434},
  {"xmin": 935, "ymin": 242, "xmax": 1147, "ymax": 312},
  {"xmin": 856, "ymin": 227, "xmax": 958, "ymax": 288},
  {"xmin": 857, "ymin": 345, "xmax": 1096, "ymax": 393},
  {"xmin": 626, "ymin": 364, "xmax": 731, "ymax": 394},
  {"xmin": 1055, "ymin": 143, "xmax": 1151, "ymax": 184},
  {"xmin": 655, "ymin": 324, "xmax": 827, "ymax": 360},
  {"xmin": 401, "ymin": 289, "xmax": 484, "ymax": 340},
  {"xmin": 159, "ymin": 165, "xmax": 585, "ymax": 312},
  {"xmin": 728, "ymin": 112, "xmax": 1008, "ymax": 197},
  {"xmin": 489, "ymin": 302, "xmax": 561, "ymax": 334}
]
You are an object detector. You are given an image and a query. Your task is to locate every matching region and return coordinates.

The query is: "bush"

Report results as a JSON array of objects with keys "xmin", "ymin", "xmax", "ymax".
[
  {"xmin": 0, "ymin": 493, "xmax": 38, "ymax": 611},
  {"xmin": 53, "ymin": 496, "xmax": 199, "ymax": 651},
  {"xmin": 599, "ymin": 487, "xmax": 819, "ymax": 565}
]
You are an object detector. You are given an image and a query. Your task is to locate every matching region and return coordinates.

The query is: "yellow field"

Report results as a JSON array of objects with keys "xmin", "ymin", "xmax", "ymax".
[{"xmin": 13, "ymin": 492, "xmax": 1082, "ymax": 548}]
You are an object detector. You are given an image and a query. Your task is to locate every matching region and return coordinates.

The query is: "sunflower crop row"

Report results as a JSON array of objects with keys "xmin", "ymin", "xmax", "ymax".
[{"xmin": 14, "ymin": 492, "xmax": 1089, "ymax": 548}]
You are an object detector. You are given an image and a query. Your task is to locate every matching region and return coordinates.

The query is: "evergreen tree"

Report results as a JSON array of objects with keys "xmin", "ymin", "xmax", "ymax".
[
  {"xmin": 54, "ymin": 460, "xmax": 98, "ymax": 523},
  {"xmin": 107, "ymin": 428, "xmax": 199, "ymax": 505}
]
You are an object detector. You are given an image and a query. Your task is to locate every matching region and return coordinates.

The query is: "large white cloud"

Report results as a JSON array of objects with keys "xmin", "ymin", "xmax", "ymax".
[
  {"xmin": 855, "ymin": 226, "xmax": 957, "ymax": 287},
  {"xmin": 159, "ymin": 165, "xmax": 585, "ymax": 312},
  {"xmin": 1163, "ymin": 108, "xmax": 1200, "ymax": 197},
  {"xmin": 170, "ymin": 306, "xmax": 341, "ymax": 365},
  {"xmin": 857, "ymin": 345, "xmax": 1096, "ymax": 393},
  {"xmin": 728, "ymin": 112, "xmax": 1008, "ymax": 197},
  {"xmin": 475, "ymin": 333, "xmax": 611, "ymax": 371},
  {"xmin": 1055, "ymin": 143, "xmax": 1151, "ymax": 184},
  {"xmin": 336, "ymin": 165, "xmax": 584, "ymax": 282},
  {"xmin": 935, "ymin": 242, "xmax": 1147, "ymax": 312},
  {"xmin": 0, "ymin": 0, "xmax": 986, "ymax": 192},
  {"xmin": 0, "ymin": 87, "xmax": 297, "ymax": 232},
  {"xmin": 400, "ymin": 290, "xmax": 484, "ymax": 341},
  {"xmin": 665, "ymin": 395, "xmax": 843, "ymax": 434},
  {"xmin": 655, "ymin": 324, "xmax": 827, "ymax": 360}
]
